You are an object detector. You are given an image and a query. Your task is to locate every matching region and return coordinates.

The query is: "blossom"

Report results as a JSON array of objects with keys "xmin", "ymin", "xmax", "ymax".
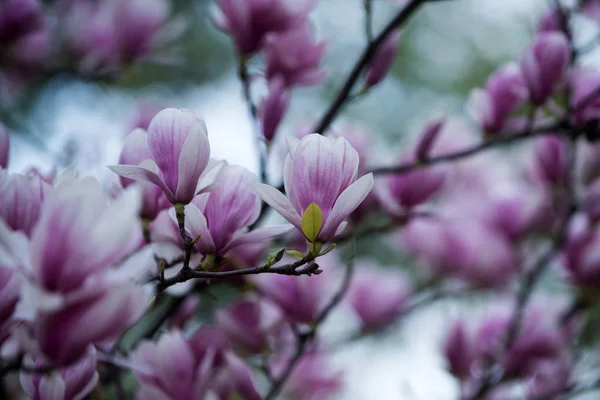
[
  {"xmin": 254, "ymin": 134, "xmax": 374, "ymax": 243},
  {"xmin": 185, "ymin": 164, "xmax": 291, "ymax": 256},
  {"xmin": 520, "ymin": 32, "xmax": 570, "ymax": 105},
  {"xmin": 109, "ymin": 108, "xmax": 213, "ymax": 205},
  {"xmin": 467, "ymin": 62, "xmax": 528, "ymax": 133},
  {"xmin": 213, "ymin": 0, "xmax": 316, "ymax": 54},
  {"xmin": 20, "ymin": 347, "xmax": 99, "ymax": 400},
  {"xmin": 0, "ymin": 123, "xmax": 8, "ymax": 168},
  {"xmin": 532, "ymin": 134, "xmax": 569, "ymax": 187},
  {"xmin": 0, "ymin": 169, "xmax": 48, "ymax": 236},
  {"xmin": 264, "ymin": 24, "xmax": 326, "ymax": 87},
  {"xmin": 259, "ymin": 75, "xmax": 290, "ymax": 141},
  {"xmin": 364, "ymin": 30, "xmax": 401, "ymax": 87},
  {"xmin": 569, "ymin": 67, "xmax": 600, "ymax": 125}
]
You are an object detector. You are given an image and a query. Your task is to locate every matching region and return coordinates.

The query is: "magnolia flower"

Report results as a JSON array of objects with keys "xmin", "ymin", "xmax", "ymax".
[
  {"xmin": 109, "ymin": 108, "xmax": 214, "ymax": 205},
  {"xmin": 259, "ymin": 75, "xmax": 290, "ymax": 141},
  {"xmin": 532, "ymin": 135, "xmax": 569, "ymax": 187},
  {"xmin": 467, "ymin": 62, "xmax": 528, "ymax": 133},
  {"xmin": 0, "ymin": 122, "xmax": 9, "ymax": 168},
  {"xmin": 185, "ymin": 164, "xmax": 291, "ymax": 256},
  {"xmin": 254, "ymin": 134, "xmax": 374, "ymax": 244},
  {"xmin": 20, "ymin": 347, "xmax": 99, "ymax": 400},
  {"xmin": 213, "ymin": 0, "xmax": 316, "ymax": 54},
  {"xmin": 520, "ymin": 31, "xmax": 570, "ymax": 105},
  {"xmin": 364, "ymin": 30, "xmax": 401, "ymax": 87},
  {"xmin": 264, "ymin": 24, "xmax": 326, "ymax": 87},
  {"xmin": 118, "ymin": 128, "xmax": 152, "ymax": 188},
  {"xmin": 0, "ymin": 169, "xmax": 48, "ymax": 236}
]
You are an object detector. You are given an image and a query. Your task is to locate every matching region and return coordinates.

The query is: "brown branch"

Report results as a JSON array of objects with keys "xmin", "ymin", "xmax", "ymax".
[{"xmin": 312, "ymin": 0, "xmax": 429, "ymax": 134}]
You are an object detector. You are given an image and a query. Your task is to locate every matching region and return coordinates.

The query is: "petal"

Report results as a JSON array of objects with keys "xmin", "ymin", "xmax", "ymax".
[
  {"xmin": 252, "ymin": 183, "xmax": 301, "ymax": 230},
  {"xmin": 182, "ymin": 204, "xmax": 215, "ymax": 254},
  {"xmin": 39, "ymin": 373, "xmax": 66, "ymax": 400},
  {"xmin": 223, "ymin": 225, "xmax": 293, "ymax": 253},
  {"xmin": 175, "ymin": 121, "xmax": 211, "ymax": 203},
  {"xmin": 195, "ymin": 159, "xmax": 226, "ymax": 196},
  {"xmin": 319, "ymin": 173, "xmax": 374, "ymax": 241},
  {"xmin": 108, "ymin": 165, "xmax": 175, "ymax": 204}
]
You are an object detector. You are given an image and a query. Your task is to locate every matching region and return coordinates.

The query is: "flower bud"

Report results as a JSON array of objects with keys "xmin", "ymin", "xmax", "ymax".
[
  {"xmin": 364, "ymin": 30, "xmax": 401, "ymax": 87},
  {"xmin": 0, "ymin": 123, "xmax": 9, "ymax": 169},
  {"xmin": 533, "ymin": 134, "xmax": 569, "ymax": 187},
  {"xmin": 259, "ymin": 76, "xmax": 290, "ymax": 141},
  {"xmin": 444, "ymin": 320, "xmax": 473, "ymax": 379},
  {"xmin": 264, "ymin": 24, "xmax": 326, "ymax": 87},
  {"xmin": 467, "ymin": 63, "xmax": 528, "ymax": 133},
  {"xmin": 520, "ymin": 32, "xmax": 570, "ymax": 105},
  {"xmin": 569, "ymin": 67, "xmax": 600, "ymax": 126},
  {"xmin": 415, "ymin": 115, "xmax": 445, "ymax": 161}
]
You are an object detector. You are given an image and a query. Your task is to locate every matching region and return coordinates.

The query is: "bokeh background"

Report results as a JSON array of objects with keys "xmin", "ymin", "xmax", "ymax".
[{"xmin": 3, "ymin": 0, "xmax": 600, "ymax": 398}]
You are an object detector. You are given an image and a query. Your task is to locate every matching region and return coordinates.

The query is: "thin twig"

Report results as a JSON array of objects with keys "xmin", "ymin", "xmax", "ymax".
[
  {"xmin": 264, "ymin": 260, "xmax": 356, "ymax": 400},
  {"xmin": 363, "ymin": 0, "xmax": 374, "ymax": 43}
]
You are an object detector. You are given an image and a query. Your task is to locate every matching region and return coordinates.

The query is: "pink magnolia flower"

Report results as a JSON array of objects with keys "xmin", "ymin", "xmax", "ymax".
[
  {"xmin": 569, "ymin": 67, "xmax": 600, "ymax": 125},
  {"xmin": 536, "ymin": 8, "xmax": 562, "ymax": 33},
  {"xmin": 0, "ymin": 220, "xmax": 25, "ymax": 334},
  {"xmin": 520, "ymin": 32, "xmax": 570, "ymax": 105},
  {"xmin": 532, "ymin": 134, "xmax": 569, "ymax": 187},
  {"xmin": 259, "ymin": 75, "xmax": 290, "ymax": 141},
  {"xmin": 20, "ymin": 347, "xmax": 99, "ymax": 400},
  {"xmin": 467, "ymin": 63, "xmax": 528, "ymax": 133},
  {"xmin": 118, "ymin": 128, "xmax": 152, "ymax": 188},
  {"xmin": 0, "ymin": 123, "xmax": 8, "ymax": 168},
  {"xmin": 415, "ymin": 115, "xmax": 445, "ymax": 161},
  {"xmin": 254, "ymin": 134, "xmax": 374, "ymax": 243},
  {"xmin": 0, "ymin": 0, "xmax": 44, "ymax": 43},
  {"xmin": 364, "ymin": 30, "xmax": 401, "ymax": 87},
  {"xmin": 187, "ymin": 325, "xmax": 231, "ymax": 369},
  {"xmin": 582, "ymin": 0, "xmax": 600, "ymax": 23},
  {"xmin": 264, "ymin": 24, "xmax": 326, "ymax": 87},
  {"xmin": 109, "ymin": 108, "xmax": 214, "ymax": 205},
  {"xmin": 562, "ymin": 216, "xmax": 600, "ymax": 287},
  {"xmin": 278, "ymin": 352, "xmax": 343, "ymax": 400},
  {"xmin": 0, "ymin": 169, "xmax": 48, "ymax": 236},
  {"xmin": 213, "ymin": 0, "xmax": 316, "ymax": 54},
  {"xmin": 216, "ymin": 297, "xmax": 282, "ymax": 354},
  {"xmin": 113, "ymin": 0, "xmax": 170, "ymax": 61},
  {"xmin": 132, "ymin": 330, "xmax": 213, "ymax": 400},
  {"xmin": 185, "ymin": 164, "xmax": 291, "ymax": 256},
  {"xmin": 346, "ymin": 264, "xmax": 411, "ymax": 332},
  {"xmin": 444, "ymin": 320, "xmax": 474, "ymax": 380},
  {"xmin": 211, "ymin": 353, "xmax": 262, "ymax": 400},
  {"xmin": 7, "ymin": 25, "xmax": 52, "ymax": 70}
]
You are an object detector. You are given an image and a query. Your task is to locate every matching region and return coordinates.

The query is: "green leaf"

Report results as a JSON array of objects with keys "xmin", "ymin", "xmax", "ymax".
[
  {"xmin": 286, "ymin": 250, "xmax": 305, "ymax": 259},
  {"xmin": 301, "ymin": 202, "xmax": 323, "ymax": 243}
]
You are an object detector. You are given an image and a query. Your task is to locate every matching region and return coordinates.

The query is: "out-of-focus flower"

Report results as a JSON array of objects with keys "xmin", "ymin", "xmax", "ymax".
[
  {"xmin": 346, "ymin": 264, "xmax": 411, "ymax": 332},
  {"xmin": 169, "ymin": 296, "xmax": 200, "ymax": 329},
  {"xmin": 20, "ymin": 347, "xmax": 99, "ymax": 400},
  {"xmin": 536, "ymin": 8, "xmax": 562, "ymax": 33},
  {"xmin": 259, "ymin": 76, "xmax": 290, "ymax": 141},
  {"xmin": 0, "ymin": 220, "xmax": 25, "ymax": 335},
  {"xmin": 581, "ymin": 0, "xmax": 600, "ymax": 23},
  {"xmin": 216, "ymin": 297, "xmax": 282, "ymax": 354},
  {"xmin": 377, "ymin": 154, "xmax": 446, "ymax": 217},
  {"xmin": 185, "ymin": 164, "xmax": 290, "ymax": 257},
  {"xmin": 211, "ymin": 352, "xmax": 262, "ymax": 400},
  {"xmin": 132, "ymin": 330, "xmax": 212, "ymax": 400},
  {"xmin": 532, "ymin": 135, "xmax": 569, "ymax": 187},
  {"xmin": 562, "ymin": 216, "xmax": 600, "ymax": 288},
  {"xmin": 213, "ymin": 0, "xmax": 316, "ymax": 54},
  {"xmin": 109, "ymin": 108, "xmax": 214, "ymax": 205},
  {"xmin": 569, "ymin": 68, "xmax": 600, "ymax": 126},
  {"xmin": 118, "ymin": 128, "xmax": 152, "ymax": 188},
  {"xmin": 0, "ymin": 123, "xmax": 9, "ymax": 169},
  {"xmin": 0, "ymin": 0, "xmax": 44, "ymax": 44},
  {"xmin": 264, "ymin": 24, "xmax": 326, "ymax": 88},
  {"xmin": 584, "ymin": 180, "xmax": 600, "ymax": 222},
  {"xmin": 526, "ymin": 357, "xmax": 572, "ymax": 399},
  {"xmin": 278, "ymin": 352, "xmax": 343, "ymax": 400},
  {"xmin": 520, "ymin": 32, "xmax": 570, "ymax": 105},
  {"xmin": 0, "ymin": 170, "xmax": 48, "ymax": 236},
  {"xmin": 415, "ymin": 115, "xmax": 446, "ymax": 161},
  {"xmin": 467, "ymin": 63, "xmax": 528, "ymax": 133},
  {"xmin": 444, "ymin": 320, "xmax": 473, "ymax": 380},
  {"xmin": 187, "ymin": 325, "xmax": 230, "ymax": 369},
  {"xmin": 364, "ymin": 30, "xmax": 401, "ymax": 87},
  {"xmin": 254, "ymin": 134, "xmax": 374, "ymax": 244}
]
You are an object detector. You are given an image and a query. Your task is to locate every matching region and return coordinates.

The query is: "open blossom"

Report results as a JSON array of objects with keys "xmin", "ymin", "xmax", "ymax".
[
  {"xmin": 185, "ymin": 164, "xmax": 291, "ymax": 256},
  {"xmin": 364, "ymin": 30, "xmax": 401, "ymax": 87},
  {"xmin": 213, "ymin": 0, "xmax": 316, "ymax": 54},
  {"xmin": 20, "ymin": 347, "xmax": 99, "ymax": 400},
  {"xmin": 14, "ymin": 178, "xmax": 149, "ymax": 365},
  {"xmin": 0, "ymin": 122, "xmax": 9, "ymax": 168},
  {"xmin": 467, "ymin": 62, "xmax": 528, "ymax": 133},
  {"xmin": 254, "ymin": 134, "xmax": 374, "ymax": 243},
  {"xmin": 216, "ymin": 297, "xmax": 282, "ymax": 354},
  {"xmin": 0, "ymin": 169, "xmax": 48, "ymax": 236},
  {"xmin": 520, "ymin": 31, "xmax": 570, "ymax": 105},
  {"xmin": 346, "ymin": 264, "xmax": 411, "ymax": 332},
  {"xmin": 109, "ymin": 108, "xmax": 214, "ymax": 205},
  {"xmin": 264, "ymin": 24, "xmax": 326, "ymax": 87}
]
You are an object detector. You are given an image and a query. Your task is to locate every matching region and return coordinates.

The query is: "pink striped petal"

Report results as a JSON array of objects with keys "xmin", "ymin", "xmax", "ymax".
[
  {"xmin": 252, "ymin": 183, "xmax": 301, "ymax": 231},
  {"xmin": 108, "ymin": 165, "xmax": 175, "ymax": 204}
]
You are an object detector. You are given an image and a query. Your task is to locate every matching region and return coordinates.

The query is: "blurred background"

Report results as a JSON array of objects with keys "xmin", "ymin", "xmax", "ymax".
[{"xmin": 3, "ymin": 0, "xmax": 600, "ymax": 398}]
